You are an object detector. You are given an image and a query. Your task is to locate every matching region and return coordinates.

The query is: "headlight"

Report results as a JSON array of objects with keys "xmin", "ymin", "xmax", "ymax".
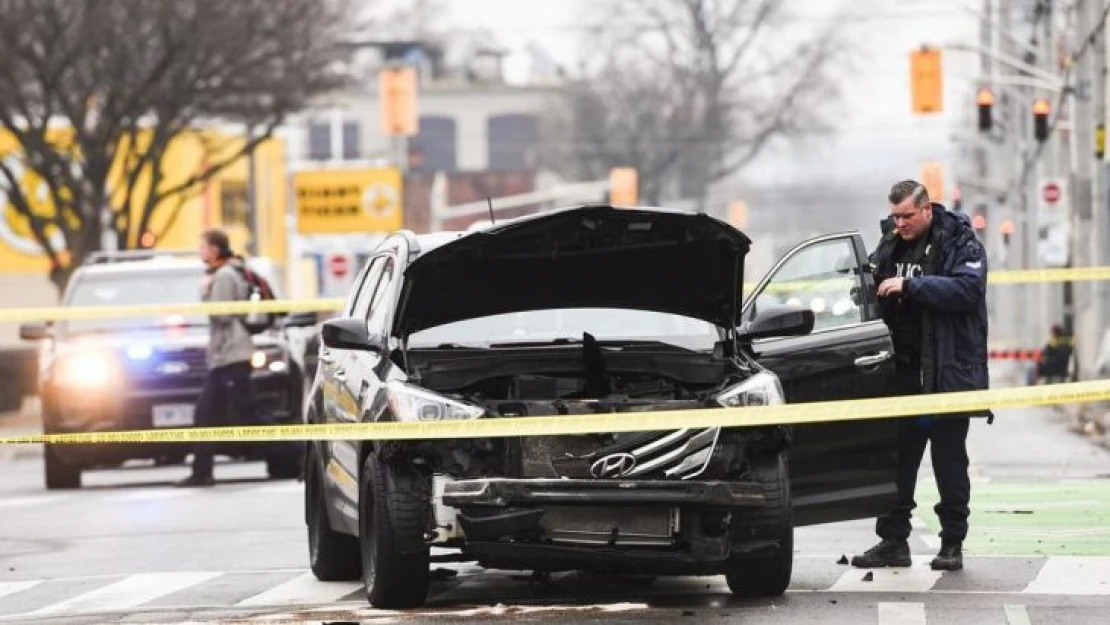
[
  {"xmin": 251, "ymin": 349, "xmax": 288, "ymax": 373},
  {"xmin": 386, "ymin": 381, "xmax": 485, "ymax": 421},
  {"xmin": 715, "ymin": 371, "xmax": 784, "ymax": 408},
  {"xmin": 55, "ymin": 352, "xmax": 119, "ymax": 388}
]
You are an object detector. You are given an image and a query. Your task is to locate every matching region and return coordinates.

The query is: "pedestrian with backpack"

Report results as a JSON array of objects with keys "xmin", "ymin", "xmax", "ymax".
[{"xmin": 177, "ymin": 229, "xmax": 263, "ymax": 487}]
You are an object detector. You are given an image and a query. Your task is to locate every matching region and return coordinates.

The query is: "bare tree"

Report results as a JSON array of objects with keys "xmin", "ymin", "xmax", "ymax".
[
  {"xmin": 0, "ymin": 0, "xmax": 361, "ymax": 292},
  {"xmin": 541, "ymin": 0, "xmax": 860, "ymax": 207}
]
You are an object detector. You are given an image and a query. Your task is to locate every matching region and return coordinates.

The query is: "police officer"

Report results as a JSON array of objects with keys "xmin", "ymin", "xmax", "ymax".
[{"xmin": 851, "ymin": 180, "xmax": 990, "ymax": 571}]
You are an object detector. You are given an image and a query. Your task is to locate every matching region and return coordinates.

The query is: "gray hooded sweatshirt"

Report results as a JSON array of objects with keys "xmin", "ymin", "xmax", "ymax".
[{"xmin": 203, "ymin": 258, "xmax": 254, "ymax": 369}]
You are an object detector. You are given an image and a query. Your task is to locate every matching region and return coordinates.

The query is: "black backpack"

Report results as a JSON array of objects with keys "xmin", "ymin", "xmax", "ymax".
[{"xmin": 232, "ymin": 262, "xmax": 278, "ymax": 334}]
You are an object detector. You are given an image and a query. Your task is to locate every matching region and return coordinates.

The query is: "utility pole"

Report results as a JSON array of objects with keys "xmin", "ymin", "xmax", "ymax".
[
  {"xmin": 1070, "ymin": 0, "xmax": 1098, "ymax": 379},
  {"xmin": 246, "ymin": 122, "xmax": 259, "ymax": 257}
]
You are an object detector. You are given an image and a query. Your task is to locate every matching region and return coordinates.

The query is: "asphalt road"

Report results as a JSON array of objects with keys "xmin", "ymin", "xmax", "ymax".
[{"xmin": 1, "ymin": 403, "xmax": 1108, "ymax": 624}]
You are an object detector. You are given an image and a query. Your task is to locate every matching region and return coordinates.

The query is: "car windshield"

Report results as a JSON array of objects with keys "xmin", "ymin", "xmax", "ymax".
[
  {"xmin": 408, "ymin": 308, "xmax": 722, "ymax": 351},
  {"xmin": 62, "ymin": 269, "xmax": 207, "ymax": 335}
]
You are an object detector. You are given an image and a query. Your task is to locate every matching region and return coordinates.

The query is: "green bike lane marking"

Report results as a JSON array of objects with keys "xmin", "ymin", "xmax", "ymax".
[{"xmin": 915, "ymin": 479, "xmax": 1110, "ymax": 556}]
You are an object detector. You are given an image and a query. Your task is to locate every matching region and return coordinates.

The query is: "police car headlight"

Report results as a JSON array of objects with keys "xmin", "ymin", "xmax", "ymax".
[
  {"xmin": 715, "ymin": 371, "xmax": 784, "ymax": 408},
  {"xmin": 251, "ymin": 349, "xmax": 288, "ymax": 373},
  {"xmin": 55, "ymin": 352, "xmax": 119, "ymax": 388},
  {"xmin": 386, "ymin": 381, "xmax": 485, "ymax": 421}
]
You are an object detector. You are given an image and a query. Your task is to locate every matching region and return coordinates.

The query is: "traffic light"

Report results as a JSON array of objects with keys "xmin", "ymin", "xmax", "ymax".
[
  {"xmin": 609, "ymin": 167, "xmax": 638, "ymax": 206},
  {"xmin": 920, "ymin": 162, "xmax": 944, "ymax": 202},
  {"xmin": 1033, "ymin": 98, "xmax": 1050, "ymax": 142},
  {"xmin": 379, "ymin": 65, "xmax": 418, "ymax": 136},
  {"xmin": 976, "ymin": 87, "xmax": 994, "ymax": 132},
  {"xmin": 951, "ymin": 186, "xmax": 962, "ymax": 212},
  {"xmin": 971, "ymin": 212, "xmax": 986, "ymax": 232},
  {"xmin": 1097, "ymin": 123, "xmax": 1106, "ymax": 159},
  {"xmin": 1000, "ymin": 218, "xmax": 1014, "ymax": 245},
  {"xmin": 910, "ymin": 46, "xmax": 944, "ymax": 115}
]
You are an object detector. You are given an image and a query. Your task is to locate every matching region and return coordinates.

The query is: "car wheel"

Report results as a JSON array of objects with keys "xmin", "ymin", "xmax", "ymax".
[
  {"xmin": 44, "ymin": 444, "xmax": 81, "ymax": 490},
  {"xmin": 725, "ymin": 452, "xmax": 793, "ymax": 598},
  {"xmin": 306, "ymin": 447, "xmax": 361, "ymax": 581},
  {"xmin": 359, "ymin": 453, "xmax": 431, "ymax": 609}
]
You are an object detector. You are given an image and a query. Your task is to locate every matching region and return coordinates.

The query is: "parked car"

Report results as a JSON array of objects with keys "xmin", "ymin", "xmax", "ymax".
[
  {"xmin": 303, "ymin": 204, "xmax": 901, "ymax": 608},
  {"xmin": 20, "ymin": 250, "xmax": 315, "ymax": 489}
]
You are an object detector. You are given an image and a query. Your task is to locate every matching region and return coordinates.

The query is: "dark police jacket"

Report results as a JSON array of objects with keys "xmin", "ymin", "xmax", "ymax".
[{"xmin": 868, "ymin": 203, "xmax": 991, "ymax": 420}]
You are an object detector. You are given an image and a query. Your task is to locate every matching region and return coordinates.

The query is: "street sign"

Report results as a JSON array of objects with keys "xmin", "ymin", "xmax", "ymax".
[
  {"xmin": 293, "ymin": 167, "xmax": 403, "ymax": 234},
  {"xmin": 1043, "ymin": 181, "xmax": 1061, "ymax": 204},
  {"xmin": 328, "ymin": 254, "xmax": 349, "ymax": 278}
]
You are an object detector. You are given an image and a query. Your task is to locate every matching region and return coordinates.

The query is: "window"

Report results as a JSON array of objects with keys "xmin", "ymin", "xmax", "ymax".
[
  {"xmin": 409, "ymin": 308, "xmax": 720, "ymax": 351},
  {"xmin": 488, "ymin": 114, "xmax": 538, "ymax": 170},
  {"xmin": 220, "ymin": 181, "xmax": 249, "ymax": 227},
  {"xmin": 748, "ymin": 238, "xmax": 863, "ymax": 333},
  {"xmin": 307, "ymin": 121, "xmax": 332, "ymax": 161},
  {"xmin": 346, "ymin": 256, "xmax": 386, "ymax": 319},
  {"xmin": 366, "ymin": 259, "xmax": 396, "ymax": 328},
  {"xmin": 341, "ymin": 121, "xmax": 360, "ymax": 160},
  {"xmin": 411, "ymin": 116, "xmax": 457, "ymax": 172}
]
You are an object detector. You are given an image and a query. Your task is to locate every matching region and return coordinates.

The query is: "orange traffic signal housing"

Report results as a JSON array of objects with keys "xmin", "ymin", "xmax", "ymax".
[
  {"xmin": 379, "ymin": 66, "xmax": 419, "ymax": 136},
  {"xmin": 976, "ymin": 87, "xmax": 994, "ymax": 106},
  {"xmin": 910, "ymin": 47, "xmax": 944, "ymax": 114}
]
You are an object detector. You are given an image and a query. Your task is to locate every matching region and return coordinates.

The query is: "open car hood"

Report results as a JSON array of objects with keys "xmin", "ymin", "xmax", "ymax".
[{"xmin": 394, "ymin": 205, "xmax": 751, "ymax": 336}]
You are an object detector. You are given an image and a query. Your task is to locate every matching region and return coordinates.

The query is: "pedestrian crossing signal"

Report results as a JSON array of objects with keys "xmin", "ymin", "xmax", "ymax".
[
  {"xmin": 910, "ymin": 47, "xmax": 943, "ymax": 115},
  {"xmin": 1033, "ymin": 98, "xmax": 1050, "ymax": 142}
]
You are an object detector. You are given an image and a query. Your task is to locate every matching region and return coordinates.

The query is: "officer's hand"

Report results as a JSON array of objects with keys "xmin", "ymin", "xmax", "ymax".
[{"xmin": 877, "ymin": 277, "xmax": 905, "ymax": 297}]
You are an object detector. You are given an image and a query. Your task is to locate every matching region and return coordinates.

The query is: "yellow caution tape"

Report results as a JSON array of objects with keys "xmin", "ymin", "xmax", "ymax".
[
  {"xmin": 2, "ymin": 265, "xmax": 1110, "ymax": 326},
  {"xmin": 0, "ymin": 298, "xmax": 346, "ymax": 324},
  {"xmin": 3, "ymin": 380, "xmax": 1108, "ymax": 446}
]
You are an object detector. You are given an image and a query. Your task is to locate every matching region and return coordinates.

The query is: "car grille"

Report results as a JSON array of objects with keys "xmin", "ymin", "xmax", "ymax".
[{"xmin": 523, "ymin": 427, "xmax": 720, "ymax": 481}]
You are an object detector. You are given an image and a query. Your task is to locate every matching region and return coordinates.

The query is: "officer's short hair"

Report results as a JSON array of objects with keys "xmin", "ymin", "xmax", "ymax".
[{"xmin": 889, "ymin": 180, "xmax": 929, "ymax": 209}]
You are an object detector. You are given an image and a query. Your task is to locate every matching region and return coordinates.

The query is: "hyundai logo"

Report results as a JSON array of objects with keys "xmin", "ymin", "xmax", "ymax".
[
  {"xmin": 590, "ymin": 452, "xmax": 637, "ymax": 478},
  {"xmin": 157, "ymin": 361, "xmax": 189, "ymax": 375}
]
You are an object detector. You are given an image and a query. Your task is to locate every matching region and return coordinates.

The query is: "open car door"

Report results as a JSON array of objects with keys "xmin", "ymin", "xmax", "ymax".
[{"xmin": 741, "ymin": 233, "xmax": 900, "ymax": 526}]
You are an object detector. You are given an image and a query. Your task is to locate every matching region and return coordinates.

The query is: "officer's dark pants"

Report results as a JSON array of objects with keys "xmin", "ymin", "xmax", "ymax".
[
  {"xmin": 190, "ymin": 361, "xmax": 255, "ymax": 479},
  {"xmin": 875, "ymin": 365, "xmax": 972, "ymax": 545}
]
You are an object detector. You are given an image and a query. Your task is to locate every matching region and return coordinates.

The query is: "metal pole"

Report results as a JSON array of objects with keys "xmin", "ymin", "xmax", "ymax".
[
  {"xmin": 246, "ymin": 123, "xmax": 259, "ymax": 256},
  {"xmin": 1070, "ymin": 0, "xmax": 1098, "ymax": 379}
]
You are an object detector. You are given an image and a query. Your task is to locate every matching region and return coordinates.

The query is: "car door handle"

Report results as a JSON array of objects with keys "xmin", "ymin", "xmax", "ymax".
[
  {"xmin": 855, "ymin": 351, "xmax": 892, "ymax": 368},
  {"xmin": 319, "ymin": 350, "xmax": 335, "ymax": 365},
  {"xmin": 333, "ymin": 369, "xmax": 346, "ymax": 381}
]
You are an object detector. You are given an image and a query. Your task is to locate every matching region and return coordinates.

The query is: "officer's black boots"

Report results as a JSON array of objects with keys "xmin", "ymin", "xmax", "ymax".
[
  {"xmin": 850, "ymin": 538, "xmax": 913, "ymax": 568},
  {"xmin": 930, "ymin": 542, "xmax": 963, "ymax": 571}
]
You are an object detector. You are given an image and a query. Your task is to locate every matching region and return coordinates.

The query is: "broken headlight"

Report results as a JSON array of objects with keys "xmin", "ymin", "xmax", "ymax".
[
  {"xmin": 386, "ymin": 381, "xmax": 486, "ymax": 421},
  {"xmin": 714, "ymin": 371, "xmax": 784, "ymax": 407}
]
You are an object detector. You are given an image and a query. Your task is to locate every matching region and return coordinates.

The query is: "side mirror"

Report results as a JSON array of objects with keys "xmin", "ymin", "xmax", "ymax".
[
  {"xmin": 320, "ymin": 318, "xmax": 386, "ymax": 352},
  {"xmin": 738, "ymin": 304, "xmax": 815, "ymax": 341},
  {"xmin": 19, "ymin": 322, "xmax": 51, "ymax": 341},
  {"xmin": 282, "ymin": 311, "xmax": 319, "ymax": 328}
]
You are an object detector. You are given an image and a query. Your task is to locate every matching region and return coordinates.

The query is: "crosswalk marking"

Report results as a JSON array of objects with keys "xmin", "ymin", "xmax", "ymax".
[
  {"xmin": 829, "ymin": 557, "xmax": 944, "ymax": 593},
  {"xmin": 0, "ymin": 580, "xmax": 42, "ymax": 600},
  {"xmin": 28, "ymin": 572, "xmax": 223, "ymax": 615},
  {"xmin": 1003, "ymin": 604, "xmax": 1032, "ymax": 625},
  {"xmin": 877, "ymin": 602, "xmax": 926, "ymax": 625},
  {"xmin": 1023, "ymin": 556, "xmax": 1110, "ymax": 595},
  {"xmin": 0, "ymin": 495, "xmax": 69, "ymax": 509},
  {"xmin": 235, "ymin": 572, "xmax": 360, "ymax": 607}
]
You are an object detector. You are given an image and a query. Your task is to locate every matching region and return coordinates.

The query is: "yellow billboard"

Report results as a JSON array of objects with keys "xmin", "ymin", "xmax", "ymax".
[
  {"xmin": 293, "ymin": 167, "xmax": 403, "ymax": 234},
  {"xmin": 0, "ymin": 127, "xmax": 287, "ymax": 274}
]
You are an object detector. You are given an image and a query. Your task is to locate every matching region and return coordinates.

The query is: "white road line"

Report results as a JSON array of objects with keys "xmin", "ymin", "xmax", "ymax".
[
  {"xmin": 1023, "ymin": 556, "xmax": 1110, "ymax": 595},
  {"xmin": 0, "ymin": 580, "xmax": 43, "ymax": 600},
  {"xmin": 235, "ymin": 571, "xmax": 361, "ymax": 607},
  {"xmin": 0, "ymin": 494, "xmax": 70, "ymax": 509},
  {"xmin": 1003, "ymin": 604, "xmax": 1032, "ymax": 625},
  {"xmin": 877, "ymin": 602, "xmax": 926, "ymax": 625},
  {"xmin": 829, "ymin": 557, "xmax": 944, "ymax": 593},
  {"xmin": 100, "ymin": 490, "xmax": 192, "ymax": 503},
  {"xmin": 28, "ymin": 572, "xmax": 222, "ymax": 616}
]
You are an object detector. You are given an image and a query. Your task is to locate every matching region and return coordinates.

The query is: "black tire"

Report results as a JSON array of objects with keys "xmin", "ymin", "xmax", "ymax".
[
  {"xmin": 306, "ymin": 448, "xmax": 361, "ymax": 581},
  {"xmin": 359, "ymin": 453, "xmax": 431, "ymax": 609},
  {"xmin": 725, "ymin": 452, "xmax": 793, "ymax": 598},
  {"xmin": 44, "ymin": 445, "xmax": 81, "ymax": 490}
]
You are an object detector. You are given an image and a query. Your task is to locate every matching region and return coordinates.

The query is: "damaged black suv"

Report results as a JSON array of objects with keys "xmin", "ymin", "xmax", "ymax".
[{"xmin": 304, "ymin": 205, "xmax": 902, "ymax": 608}]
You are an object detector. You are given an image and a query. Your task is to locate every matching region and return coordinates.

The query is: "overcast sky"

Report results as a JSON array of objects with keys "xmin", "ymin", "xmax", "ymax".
[{"xmin": 425, "ymin": 0, "xmax": 987, "ymax": 253}]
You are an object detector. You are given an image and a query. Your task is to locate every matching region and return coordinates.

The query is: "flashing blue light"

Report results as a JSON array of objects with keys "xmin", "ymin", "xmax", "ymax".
[{"xmin": 127, "ymin": 344, "xmax": 154, "ymax": 360}]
